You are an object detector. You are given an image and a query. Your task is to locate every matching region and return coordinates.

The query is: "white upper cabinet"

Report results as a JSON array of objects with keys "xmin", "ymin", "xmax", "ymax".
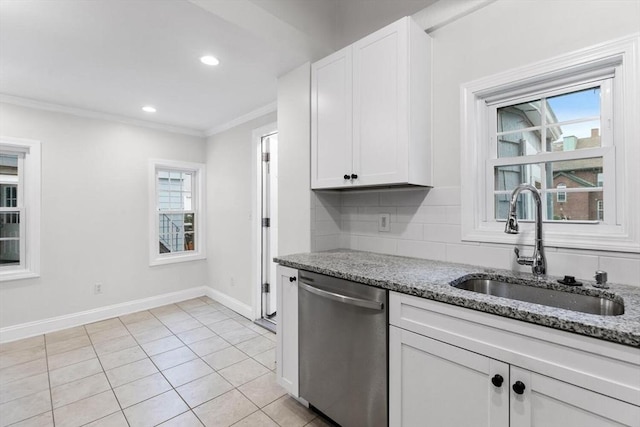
[{"xmin": 311, "ymin": 17, "xmax": 431, "ymax": 189}]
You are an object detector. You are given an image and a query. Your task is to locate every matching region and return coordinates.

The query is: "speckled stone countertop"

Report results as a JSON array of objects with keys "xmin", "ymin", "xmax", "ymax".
[{"xmin": 274, "ymin": 249, "xmax": 640, "ymax": 347}]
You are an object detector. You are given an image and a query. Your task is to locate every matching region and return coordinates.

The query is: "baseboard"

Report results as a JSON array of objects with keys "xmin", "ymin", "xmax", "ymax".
[
  {"xmin": 0, "ymin": 286, "xmax": 208, "ymax": 344},
  {"xmin": 206, "ymin": 288, "xmax": 254, "ymax": 320}
]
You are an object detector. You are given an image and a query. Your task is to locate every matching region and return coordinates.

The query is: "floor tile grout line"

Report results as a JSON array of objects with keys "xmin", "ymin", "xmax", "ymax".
[{"xmin": 3, "ymin": 298, "xmax": 280, "ymax": 427}]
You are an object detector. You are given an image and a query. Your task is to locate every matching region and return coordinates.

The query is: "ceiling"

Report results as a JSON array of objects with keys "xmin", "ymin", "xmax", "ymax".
[{"xmin": 0, "ymin": 0, "xmax": 437, "ymax": 136}]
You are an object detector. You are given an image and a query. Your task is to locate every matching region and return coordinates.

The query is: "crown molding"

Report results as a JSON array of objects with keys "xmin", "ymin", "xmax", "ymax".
[
  {"xmin": 205, "ymin": 101, "xmax": 277, "ymax": 137},
  {"xmin": 412, "ymin": 0, "xmax": 497, "ymax": 33},
  {"xmin": 0, "ymin": 94, "xmax": 205, "ymax": 138}
]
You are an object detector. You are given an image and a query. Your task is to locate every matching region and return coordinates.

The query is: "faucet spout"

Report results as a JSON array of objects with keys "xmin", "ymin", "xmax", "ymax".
[{"xmin": 505, "ymin": 184, "xmax": 546, "ymax": 276}]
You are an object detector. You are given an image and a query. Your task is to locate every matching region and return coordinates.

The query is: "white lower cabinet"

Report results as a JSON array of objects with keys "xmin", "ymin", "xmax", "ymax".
[
  {"xmin": 389, "ymin": 292, "xmax": 640, "ymax": 427},
  {"xmin": 389, "ymin": 326, "xmax": 509, "ymax": 427},
  {"xmin": 276, "ymin": 265, "xmax": 299, "ymax": 397}
]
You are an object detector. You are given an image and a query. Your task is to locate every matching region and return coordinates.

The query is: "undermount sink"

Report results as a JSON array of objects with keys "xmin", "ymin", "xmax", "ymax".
[{"xmin": 452, "ymin": 278, "xmax": 624, "ymax": 316}]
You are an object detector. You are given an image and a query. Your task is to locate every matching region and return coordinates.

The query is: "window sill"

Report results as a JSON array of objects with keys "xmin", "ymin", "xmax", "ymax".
[
  {"xmin": 0, "ymin": 269, "xmax": 40, "ymax": 282},
  {"xmin": 149, "ymin": 252, "xmax": 207, "ymax": 267}
]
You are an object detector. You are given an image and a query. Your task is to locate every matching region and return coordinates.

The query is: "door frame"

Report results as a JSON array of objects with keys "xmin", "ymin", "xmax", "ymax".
[{"xmin": 251, "ymin": 122, "xmax": 278, "ymax": 321}]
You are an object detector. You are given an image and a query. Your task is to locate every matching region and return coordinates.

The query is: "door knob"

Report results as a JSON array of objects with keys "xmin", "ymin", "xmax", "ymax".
[
  {"xmin": 343, "ymin": 174, "xmax": 350, "ymax": 180},
  {"xmin": 491, "ymin": 374, "xmax": 504, "ymax": 387},
  {"xmin": 512, "ymin": 381, "xmax": 526, "ymax": 395},
  {"xmin": 289, "ymin": 276, "xmax": 296, "ymax": 282},
  {"xmin": 351, "ymin": 174, "xmax": 358, "ymax": 179}
]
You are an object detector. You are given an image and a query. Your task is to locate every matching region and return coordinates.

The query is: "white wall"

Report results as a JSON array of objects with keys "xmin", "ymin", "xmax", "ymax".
[
  {"xmin": 277, "ymin": 62, "xmax": 312, "ymax": 257},
  {"xmin": 311, "ymin": 0, "xmax": 640, "ymax": 286},
  {"xmin": 205, "ymin": 112, "xmax": 277, "ymax": 309},
  {"xmin": 0, "ymin": 103, "xmax": 208, "ymax": 329}
]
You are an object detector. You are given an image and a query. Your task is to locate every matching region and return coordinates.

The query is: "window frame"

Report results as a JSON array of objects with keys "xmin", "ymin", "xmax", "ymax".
[
  {"xmin": 461, "ymin": 35, "xmax": 640, "ymax": 253},
  {"xmin": 0, "ymin": 137, "xmax": 41, "ymax": 282},
  {"xmin": 148, "ymin": 159, "xmax": 206, "ymax": 266}
]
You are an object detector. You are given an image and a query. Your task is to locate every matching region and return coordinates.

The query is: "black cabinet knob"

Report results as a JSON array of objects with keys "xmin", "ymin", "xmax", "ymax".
[
  {"xmin": 351, "ymin": 173, "xmax": 358, "ymax": 179},
  {"xmin": 343, "ymin": 174, "xmax": 350, "ymax": 180},
  {"xmin": 512, "ymin": 381, "xmax": 526, "ymax": 395},
  {"xmin": 289, "ymin": 276, "xmax": 296, "ymax": 282},
  {"xmin": 491, "ymin": 374, "xmax": 504, "ymax": 387}
]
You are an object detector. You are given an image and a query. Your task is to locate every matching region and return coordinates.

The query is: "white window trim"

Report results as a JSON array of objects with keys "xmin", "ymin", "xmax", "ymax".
[
  {"xmin": 461, "ymin": 34, "xmax": 640, "ymax": 253},
  {"xmin": 0, "ymin": 136, "xmax": 41, "ymax": 281},
  {"xmin": 148, "ymin": 159, "xmax": 206, "ymax": 266}
]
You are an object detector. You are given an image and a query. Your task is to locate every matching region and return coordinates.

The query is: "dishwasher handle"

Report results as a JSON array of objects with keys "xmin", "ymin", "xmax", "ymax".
[{"xmin": 298, "ymin": 281, "xmax": 384, "ymax": 311}]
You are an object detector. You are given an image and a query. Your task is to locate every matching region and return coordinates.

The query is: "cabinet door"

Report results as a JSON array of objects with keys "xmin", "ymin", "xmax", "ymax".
[
  {"xmin": 510, "ymin": 366, "xmax": 640, "ymax": 427},
  {"xmin": 311, "ymin": 47, "xmax": 353, "ymax": 189},
  {"xmin": 276, "ymin": 265, "xmax": 299, "ymax": 397},
  {"xmin": 389, "ymin": 326, "xmax": 509, "ymax": 427},
  {"xmin": 352, "ymin": 19, "xmax": 409, "ymax": 187}
]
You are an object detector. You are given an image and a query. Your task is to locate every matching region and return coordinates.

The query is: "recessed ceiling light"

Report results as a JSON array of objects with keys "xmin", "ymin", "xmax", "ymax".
[
  {"xmin": 200, "ymin": 55, "xmax": 220, "ymax": 66},
  {"xmin": 142, "ymin": 106, "xmax": 156, "ymax": 113}
]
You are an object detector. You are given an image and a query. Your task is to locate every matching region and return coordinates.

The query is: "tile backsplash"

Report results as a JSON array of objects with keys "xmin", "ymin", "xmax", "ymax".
[{"xmin": 310, "ymin": 187, "xmax": 640, "ymax": 287}]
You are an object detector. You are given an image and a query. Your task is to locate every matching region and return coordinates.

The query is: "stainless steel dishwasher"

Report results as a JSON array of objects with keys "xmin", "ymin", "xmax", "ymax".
[{"xmin": 298, "ymin": 270, "xmax": 388, "ymax": 427}]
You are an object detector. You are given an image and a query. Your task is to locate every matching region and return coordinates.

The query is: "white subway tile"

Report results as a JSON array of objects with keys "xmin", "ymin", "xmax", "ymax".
[
  {"xmin": 397, "ymin": 206, "xmax": 448, "ymax": 224},
  {"xmin": 355, "ymin": 236, "xmax": 397, "ymax": 255},
  {"xmin": 444, "ymin": 206, "xmax": 462, "ymax": 225},
  {"xmin": 423, "ymin": 187, "xmax": 461, "ymax": 206},
  {"xmin": 315, "ymin": 220, "xmax": 341, "ymax": 236},
  {"xmin": 379, "ymin": 189, "xmax": 429, "ymax": 206},
  {"xmin": 389, "ymin": 222, "xmax": 424, "ymax": 240},
  {"xmin": 315, "ymin": 203, "xmax": 341, "ymax": 222},
  {"xmin": 340, "ymin": 233, "xmax": 357, "ymax": 249},
  {"xmin": 341, "ymin": 206, "xmax": 359, "ymax": 222},
  {"xmin": 397, "ymin": 240, "xmax": 447, "ymax": 261},
  {"xmin": 345, "ymin": 220, "xmax": 379, "ymax": 235},
  {"xmin": 313, "ymin": 234, "xmax": 341, "ymax": 252},
  {"xmin": 546, "ymin": 251, "xmax": 599, "ymax": 282},
  {"xmin": 598, "ymin": 256, "xmax": 640, "ymax": 287},
  {"xmin": 424, "ymin": 224, "xmax": 461, "ymax": 243},
  {"xmin": 446, "ymin": 243, "xmax": 512, "ymax": 270},
  {"xmin": 342, "ymin": 192, "xmax": 380, "ymax": 207},
  {"xmin": 357, "ymin": 206, "xmax": 398, "ymax": 222}
]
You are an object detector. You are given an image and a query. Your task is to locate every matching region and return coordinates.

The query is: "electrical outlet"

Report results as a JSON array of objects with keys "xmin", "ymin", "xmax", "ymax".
[
  {"xmin": 94, "ymin": 283, "xmax": 103, "ymax": 294},
  {"xmin": 378, "ymin": 213, "xmax": 390, "ymax": 232}
]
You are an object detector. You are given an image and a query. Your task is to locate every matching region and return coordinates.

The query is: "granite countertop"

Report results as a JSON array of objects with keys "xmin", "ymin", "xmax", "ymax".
[{"xmin": 274, "ymin": 249, "xmax": 640, "ymax": 347}]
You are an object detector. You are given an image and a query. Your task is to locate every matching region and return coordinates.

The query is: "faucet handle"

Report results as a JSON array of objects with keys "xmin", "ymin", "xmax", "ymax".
[
  {"xmin": 594, "ymin": 271, "xmax": 609, "ymax": 289},
  {"xmin": 514, "ymin": 247, "xmax": 534, "ymax": 266},
  {"xmin": 514, "ymin": 247, "xmax": 520, "ymax": 258}
]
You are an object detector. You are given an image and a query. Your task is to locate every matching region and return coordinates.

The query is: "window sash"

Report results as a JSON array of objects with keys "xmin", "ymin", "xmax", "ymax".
[
  {"xmin": 149, "ymin": 160, "xmax": 205, "ymax": 266},
  {"xmin": 485, "ymin": 78, "xmax": 615, "ymax": 226}
]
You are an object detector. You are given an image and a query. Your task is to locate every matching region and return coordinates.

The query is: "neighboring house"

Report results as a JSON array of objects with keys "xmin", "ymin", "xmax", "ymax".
[{"xmin": 551, "ymin": 130, "xmax": 603, "ymax": 221}]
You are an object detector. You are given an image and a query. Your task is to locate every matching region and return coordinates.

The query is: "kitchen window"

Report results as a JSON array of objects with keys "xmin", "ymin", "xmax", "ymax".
[
  {"xmin": 461, "ymin": 35, "xmax": 640, "ymax": 252},
  {"xmin": 149, "ymin": 159, "xmax": 206, "ymax": 266},
  {"xmin": 0, "ymin": 137, "xmax": 41, "ymax": 282}
]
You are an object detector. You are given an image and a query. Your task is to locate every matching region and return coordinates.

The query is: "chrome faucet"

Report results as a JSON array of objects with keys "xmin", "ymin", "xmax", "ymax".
[{"xmin": 505, "ymin": 184, "xmax": 547, "ymax": 276}]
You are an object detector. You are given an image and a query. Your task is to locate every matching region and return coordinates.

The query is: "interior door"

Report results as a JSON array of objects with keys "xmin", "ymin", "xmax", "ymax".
[{"xmin": 261, "ymin": 132, "xmax": 278, "ymax": 322}]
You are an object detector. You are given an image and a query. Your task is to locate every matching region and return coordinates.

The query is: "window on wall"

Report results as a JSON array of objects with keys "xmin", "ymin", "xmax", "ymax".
[
  {"xmin": 491, "ymin": 83, "xmax": 610, "ymax": 223},
  {"xmin": 149, "ymin": 160, "xmax": 206, "ymax": 266},
  {"xmin": 461, "ymin": 35, "xmax": 640, "ymax": 253},
  {"xmin": 0, "ymin": 138, "xmax": 41, "ymax": 281}
]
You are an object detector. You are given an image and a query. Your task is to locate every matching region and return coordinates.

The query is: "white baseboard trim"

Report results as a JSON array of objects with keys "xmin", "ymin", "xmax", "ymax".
[
  {"xmin": 0, "ymin": 286, "xmax": 208, "ymax": 344},
  {"xmin": 205, "ymin": 288, "xmax": 254, "ymax": 320}
]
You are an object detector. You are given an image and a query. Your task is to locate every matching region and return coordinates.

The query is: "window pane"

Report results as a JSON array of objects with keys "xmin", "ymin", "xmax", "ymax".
[
  {"xmin": 0, "ymin": 212, "xmax": 20, "ymax": 239},
  {"xmin": 547, "ymin": 87, "xmax": 600, "ymax": 123},
  {"xmin": 495, "ymin": 164, "xmax": 543, "ymax": 192},
  {"xmin": 545, "ymin": 158, "xmax": 603, "ymax": 188},
  {"xmin": 495, "ymin": 192, "xmax": 536, "ymax": 221},
  {"xmin": 547, "ymin": 191, "xmax": 603, "ymax": 221},
  {"xmin": 497, "ymin": 130, "xmax": 544, "ymax": 158},
  {"xmin": 0, "ymin": 240, "xmax": 19, "ymax": 265},
  {"xmin": 550, "ymin": 121, "xmax": 601, "ymax": 152},
  {"xmin": 497, "ymin": 100, "xmax": 542, "ymax": 132}
]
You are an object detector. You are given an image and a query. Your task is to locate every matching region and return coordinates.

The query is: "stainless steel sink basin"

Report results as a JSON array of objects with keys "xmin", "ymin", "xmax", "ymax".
[{"xmin": 452, "ymin": 278, "xmax": 624, "ymax": 316}]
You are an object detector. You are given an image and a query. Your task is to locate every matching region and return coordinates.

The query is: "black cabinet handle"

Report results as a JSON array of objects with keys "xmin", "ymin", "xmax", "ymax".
[
  {"xmin": 289, "ymin": 276, "xmax": 296, "ymax": 282},
  {"xmin": 491, "ymin": 374, "xmax": 504, "ymax": 387},
  {"xmin": 512, "ymin": 381, "xmax": 526, "ymax": 395},
  {"xmin": 351, "ymin": 173, "xmax": 358, "ymax": 179},
  {"xmin": 343, "ymin": 174, "xmax": 350, "ymax": 180}
]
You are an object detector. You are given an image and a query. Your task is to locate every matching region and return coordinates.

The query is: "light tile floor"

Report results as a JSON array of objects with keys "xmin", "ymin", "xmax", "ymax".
[{"xmin": 0, "ymin": 297, "xmax": 332, "ymax": 427}]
